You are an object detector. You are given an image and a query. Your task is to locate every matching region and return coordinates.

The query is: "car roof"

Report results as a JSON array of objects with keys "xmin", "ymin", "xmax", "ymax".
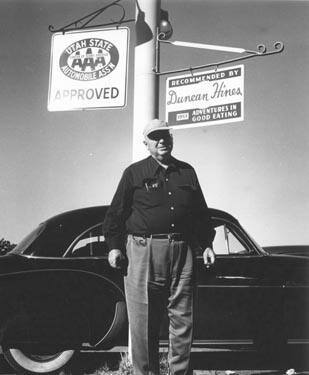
[
  {"xmin": 42, "ymin": 206, "xmax": 239, "ymax": 227},
  {"xmin": 44, "ymin": 206, "xmax": 109, "ymax": 225},
  {"xmin": 13, "ymin": 206, "xmax": 252, "ymax": 257}
]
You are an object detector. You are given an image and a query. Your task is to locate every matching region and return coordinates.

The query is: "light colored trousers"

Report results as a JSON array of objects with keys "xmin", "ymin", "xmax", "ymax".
[{"xmin": 124, "ymin": 234, "xmax": 194, "ymax": 375}]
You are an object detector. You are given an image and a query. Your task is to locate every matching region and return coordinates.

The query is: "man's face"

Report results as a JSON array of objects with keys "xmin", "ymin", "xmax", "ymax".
[{"xmin": 144, "ymin": 130, "xmax": 173, "ymax": 161}]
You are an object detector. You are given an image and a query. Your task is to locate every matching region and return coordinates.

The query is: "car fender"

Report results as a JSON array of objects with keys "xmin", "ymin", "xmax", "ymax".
[{"xmin": 0, "ymin": 268, "xmax": 127, "ymax": 347}]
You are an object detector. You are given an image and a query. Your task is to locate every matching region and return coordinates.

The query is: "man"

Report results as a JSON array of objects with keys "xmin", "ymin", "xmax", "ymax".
[{"xmin": 103, "ymin": 119, "xmax": 215, "ymax": 375}]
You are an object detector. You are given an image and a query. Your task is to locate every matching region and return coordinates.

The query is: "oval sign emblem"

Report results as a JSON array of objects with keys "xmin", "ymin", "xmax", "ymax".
[{"xmin": 59, "ymin": 38, "xmax": 119, "ymax": 81}]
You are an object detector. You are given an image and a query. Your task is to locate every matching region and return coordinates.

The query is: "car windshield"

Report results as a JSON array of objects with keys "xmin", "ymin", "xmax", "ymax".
[{"xmin": 10, "ymin": 223, "xmax": 46, "ymax": 255}]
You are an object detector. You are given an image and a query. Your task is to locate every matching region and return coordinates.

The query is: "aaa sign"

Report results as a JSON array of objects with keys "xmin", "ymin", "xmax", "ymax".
[
  {"xmin": 165, "ymin": 65, "xmax": 244, "ymax": 129},
  {"xmin": 48, "ymin": 27, "xmax": 129, "ymax": 111}
]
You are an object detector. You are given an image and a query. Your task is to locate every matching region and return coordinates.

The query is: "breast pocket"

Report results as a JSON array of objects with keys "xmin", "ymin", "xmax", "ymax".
[
  {"xmin": 135, "ymin": 179, "xmax": 164, "ymax": 208},
  {"xmin": 145, "ymin": 188, "xmax": 165, "ymax": 207}
]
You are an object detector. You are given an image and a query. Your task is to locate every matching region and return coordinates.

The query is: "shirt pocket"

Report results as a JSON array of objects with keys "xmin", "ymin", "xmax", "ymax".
[
  {"xmin": 144, "ymin": 189, "xmax": 164, "ymax": 208},
  {"xmin": 135, "ymin": 179, "xmax": 164, "ymax": 208}
]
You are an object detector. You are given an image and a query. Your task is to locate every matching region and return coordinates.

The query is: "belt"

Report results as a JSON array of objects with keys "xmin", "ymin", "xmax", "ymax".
[{"xmin": 131, "ymin": 233, "xmax": 186, "ymax": 241}]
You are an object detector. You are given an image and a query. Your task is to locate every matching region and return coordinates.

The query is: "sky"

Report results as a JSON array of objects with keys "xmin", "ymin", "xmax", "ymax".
[{"xmin": 0, "ymin": 0, "xmax": 308, "ymax": 246}]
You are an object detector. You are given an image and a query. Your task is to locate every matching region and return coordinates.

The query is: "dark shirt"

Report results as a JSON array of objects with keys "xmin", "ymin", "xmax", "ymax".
[{"xmin": 103, "ymin": 156, "xmax": 214, "ymax": 252}]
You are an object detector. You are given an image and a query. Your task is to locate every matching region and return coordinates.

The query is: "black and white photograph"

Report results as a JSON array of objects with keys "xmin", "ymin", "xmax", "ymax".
[{"xmin": 0, "ymin": 1, "xmax": 308, "ymax": 374}]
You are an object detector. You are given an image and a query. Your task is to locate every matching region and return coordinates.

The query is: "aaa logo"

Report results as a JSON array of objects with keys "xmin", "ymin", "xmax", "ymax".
[{"xmin": 59, "ymin": 38, "xmax": 119, "ymax": 81}]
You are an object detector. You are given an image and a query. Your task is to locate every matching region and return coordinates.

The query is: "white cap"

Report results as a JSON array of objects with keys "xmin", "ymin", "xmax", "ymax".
[{"xmin": 143, "ymin": 119, "xmax": 170, "ymax": 137}]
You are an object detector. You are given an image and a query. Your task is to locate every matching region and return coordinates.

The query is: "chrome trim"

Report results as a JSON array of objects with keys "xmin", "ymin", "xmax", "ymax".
[
  {"xmin": 216, "ymin": 276, "xmax": 257, "ymax": 280},
  {"xmin": 197, "ymin": 285, "xmax": 283, "ymax": 288},
  {"xmin": 288, "ymin": 339, "xmax": 309, "ymax": 344},
  {"xmin": 192, "ymin": 339, "xmax": 254, "ymax": 345},
  {"xmin": 22, "ymin": 254, "xmax": 107, "ymax": 260}
]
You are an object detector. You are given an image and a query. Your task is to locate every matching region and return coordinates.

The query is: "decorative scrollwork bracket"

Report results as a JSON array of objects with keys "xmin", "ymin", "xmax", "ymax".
[
  {"xmin": 48, "ymin": 0, "xmax": 134, "ymax": 34},
  {"xmin": 155, "ymin": 34, "xmax": 284, "ymax": 76}
]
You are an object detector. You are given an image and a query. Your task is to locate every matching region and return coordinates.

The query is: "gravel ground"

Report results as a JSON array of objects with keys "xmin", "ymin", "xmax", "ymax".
[{"xmin": 0, "ymin": 352, "xmax": 308, "ymax": 375}]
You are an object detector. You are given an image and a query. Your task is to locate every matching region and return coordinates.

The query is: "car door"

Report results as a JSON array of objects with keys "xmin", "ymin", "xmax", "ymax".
[
  {"xmin": 62, "ymin": 224, "xmax": 127, "ymax": 346},
  {"xmin": 194, "ymin": 219, "xmax": 265, "ymax": 346}
]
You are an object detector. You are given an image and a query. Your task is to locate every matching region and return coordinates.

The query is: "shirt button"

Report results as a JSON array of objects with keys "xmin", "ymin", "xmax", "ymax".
[
  {"xmin": 165, "ymin": 178, "xmax": 169, "ymax": 182},
  {"xmin": 168, "ymin": 192, "xmax": 172, "ymax": 195},
  {"xmin": 170, "ymin": 206, "xmax": 174, "ymax": 210},
  {"xmin": 171, "ymin": 223, "xmax": 175, "ymax": 227}
]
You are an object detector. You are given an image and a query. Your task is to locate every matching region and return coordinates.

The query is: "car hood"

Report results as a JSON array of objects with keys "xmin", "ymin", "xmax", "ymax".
[
  {"xmin": 264, "ymin": 245, "xmax": 309, "ymax": 257},
  {"xmin": 260, "ymin": 253, "xmax": 309, "ymax": 285}
]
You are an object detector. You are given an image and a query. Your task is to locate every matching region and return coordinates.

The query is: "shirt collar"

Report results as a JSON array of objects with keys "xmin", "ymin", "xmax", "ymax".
[{"xmin": 147, "ymin": 156, "xmax": 179, "ymax": 176}]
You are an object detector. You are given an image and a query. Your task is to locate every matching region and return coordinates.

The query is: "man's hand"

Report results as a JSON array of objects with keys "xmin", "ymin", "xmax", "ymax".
[
  {"xmin": 203, "ymin": 247, "xmax": 215, "ymax": 268},
  {"xmin": 108, "ymin": 249, "xmax": 125, "ymax": 269}
]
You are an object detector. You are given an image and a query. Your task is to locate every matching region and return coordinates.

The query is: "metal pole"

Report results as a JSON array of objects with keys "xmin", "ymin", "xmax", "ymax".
[
  {"xmin": 132, "ymin": 0, "xmax": 160, "ymax": 161},
  {"xmin": 127, "ymin": 0, "xmax": 161, "ymax": 362}
]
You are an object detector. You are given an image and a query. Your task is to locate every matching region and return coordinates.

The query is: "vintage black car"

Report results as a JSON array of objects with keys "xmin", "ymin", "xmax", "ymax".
[{"xmin": 0, "ymin": 206, "xmax": 308, "ymax": 374}]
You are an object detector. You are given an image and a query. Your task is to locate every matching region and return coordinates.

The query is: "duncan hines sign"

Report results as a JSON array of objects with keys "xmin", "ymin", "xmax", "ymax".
[
  {"xmin": 165, "ymin": 65, "xmax": 244, "ymax": 129},
  {"xmin": 48, "ymin": 27, "xmax": 129, "ymax": 111}
]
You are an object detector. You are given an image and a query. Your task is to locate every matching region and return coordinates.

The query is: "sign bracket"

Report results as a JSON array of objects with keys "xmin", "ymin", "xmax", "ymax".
[
  {"xmin": 155, "ymin": 32, "xmax": 284, "ymax": 76},
  {"xmin": 48, "ymin": 0, "xmax": 134, "ymax": 34}
]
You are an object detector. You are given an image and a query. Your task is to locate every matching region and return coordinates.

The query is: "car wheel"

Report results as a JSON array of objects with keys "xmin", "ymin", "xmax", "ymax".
[{"xmin": 3, "ymin": 348, "xmax": 75, "ymax": 374}]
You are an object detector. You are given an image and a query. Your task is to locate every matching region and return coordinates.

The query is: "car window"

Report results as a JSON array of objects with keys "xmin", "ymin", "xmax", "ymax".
[
  {"xmin": 65, "ymin": 223, "xmax": 109, "ymax": 258},
  {"xmin": 213, "ymin": 224, "xmax": 249, "ymax": 255},
  {"xmin": 9, "ymin": 223, "xmax": 46, "ymax": 255}
]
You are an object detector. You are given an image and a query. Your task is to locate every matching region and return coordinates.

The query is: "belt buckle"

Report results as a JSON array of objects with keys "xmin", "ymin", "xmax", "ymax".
[{"xmin": 168, "ymin": 233, "xmax": 178, "ymax": 242}]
